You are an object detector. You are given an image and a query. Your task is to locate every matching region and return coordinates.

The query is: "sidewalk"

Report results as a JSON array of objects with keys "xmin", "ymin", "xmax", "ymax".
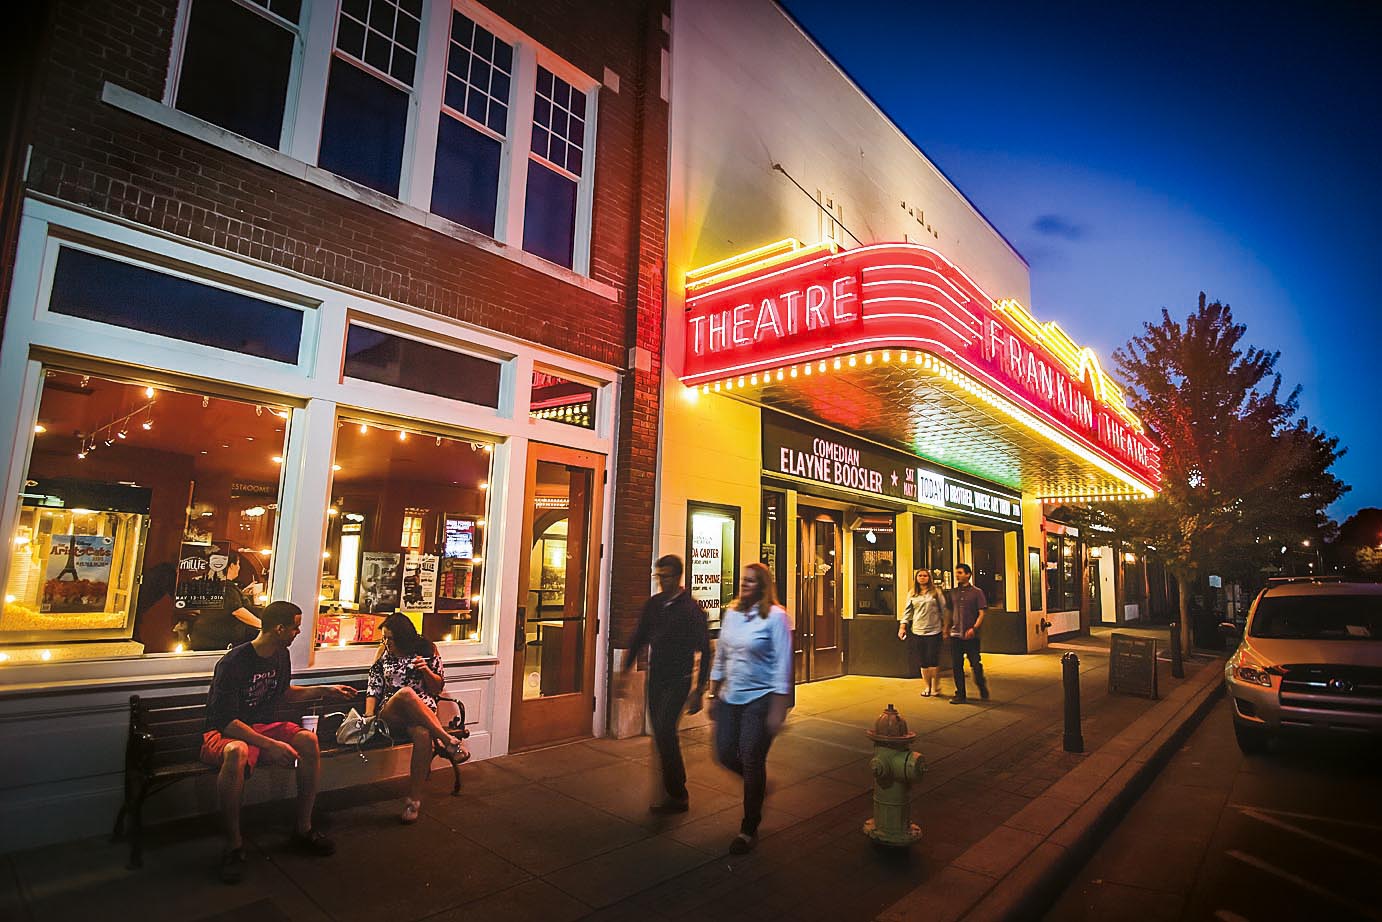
[{"xmin": 0, "ymin": 638, "xmax": 1222, "ymax": 922}]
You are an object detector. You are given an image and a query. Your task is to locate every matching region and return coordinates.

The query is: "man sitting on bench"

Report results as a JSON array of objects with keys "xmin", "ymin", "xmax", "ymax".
[{"xmin": 201, "ymin": 600, "xmax": 355, "ymax": 883}]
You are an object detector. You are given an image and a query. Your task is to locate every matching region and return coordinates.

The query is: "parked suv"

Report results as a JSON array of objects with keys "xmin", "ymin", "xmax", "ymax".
[{"xmin": 1222, "ymin": 579, "xmax": 1382, "ymax": 753}]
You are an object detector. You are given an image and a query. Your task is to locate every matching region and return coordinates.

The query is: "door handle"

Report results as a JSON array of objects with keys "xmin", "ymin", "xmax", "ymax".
[{"xmin": 515, "ymin": 605, "xmax": 527, "ymax": 652}]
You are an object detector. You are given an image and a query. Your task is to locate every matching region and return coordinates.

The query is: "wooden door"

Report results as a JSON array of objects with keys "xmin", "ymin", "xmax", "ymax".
[{"xmin": 509, "ymin": 444, "xmax": 604, "ymax": 751}]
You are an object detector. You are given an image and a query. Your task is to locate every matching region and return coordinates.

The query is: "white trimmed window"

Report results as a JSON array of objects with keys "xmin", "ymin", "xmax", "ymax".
[{"xmin": 166, "ymin": 0, "xmax": 600, "ymax": 275}]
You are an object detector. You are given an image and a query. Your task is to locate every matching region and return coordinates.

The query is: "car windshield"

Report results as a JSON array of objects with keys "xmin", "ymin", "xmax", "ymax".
[{"xmin": 1250, "ymin": 595, "xmax": 1382, "ymax": 641}]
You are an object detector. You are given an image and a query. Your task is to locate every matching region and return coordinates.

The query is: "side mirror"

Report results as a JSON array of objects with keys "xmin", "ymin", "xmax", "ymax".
[{"xmin": 1218, "ymin": 621, "xmax": 1241, "ymax": 640}]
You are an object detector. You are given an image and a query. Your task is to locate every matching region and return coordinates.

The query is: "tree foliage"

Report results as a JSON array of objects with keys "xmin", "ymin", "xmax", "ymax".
[
  {"xmin": 1097, "ymin": 294, "xmax": 1346, "ymax": 642},
  {"xmin": 1326, "ymin": 508, "xmax": 1382, "ymax": 575}
]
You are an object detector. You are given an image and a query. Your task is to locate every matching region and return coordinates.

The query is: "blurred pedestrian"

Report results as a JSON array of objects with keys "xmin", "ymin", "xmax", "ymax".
[
  {"xmin": 621, "ymin": 554, "xmax": 711, "ymax": 814},
  {"xmin": 947, "ymin": 563, "xmax": 990, "ymax": 704},
  {"xmin": 709, "ymin": 562, "xmax": 792, "ymax": 854},
  {"xmin": 899, "ymin": 568, "xmax": 947, "ymax": 697}
]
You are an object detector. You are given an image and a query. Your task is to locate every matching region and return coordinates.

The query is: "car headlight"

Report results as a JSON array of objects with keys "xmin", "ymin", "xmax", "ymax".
[{"xmin": 1234, "ymin": 663, "xmax": 1274, "ymax": 687}]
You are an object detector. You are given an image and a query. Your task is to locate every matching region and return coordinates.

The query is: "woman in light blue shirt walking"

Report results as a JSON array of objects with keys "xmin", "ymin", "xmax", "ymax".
[{"xmin": 709, "ymin": 561, "xmax": 793, "ymax": 855}]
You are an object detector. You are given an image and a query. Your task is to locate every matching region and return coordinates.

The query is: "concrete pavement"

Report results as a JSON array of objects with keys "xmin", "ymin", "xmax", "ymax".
[{"xmin": 0, "ymin": 634, "xmax": 1222, "ymax": 922}]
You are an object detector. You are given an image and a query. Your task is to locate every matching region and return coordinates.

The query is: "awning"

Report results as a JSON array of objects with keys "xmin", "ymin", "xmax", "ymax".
[{"xmin": 680, "ymin": 239, "xmax": 1161, "ymax": 502}]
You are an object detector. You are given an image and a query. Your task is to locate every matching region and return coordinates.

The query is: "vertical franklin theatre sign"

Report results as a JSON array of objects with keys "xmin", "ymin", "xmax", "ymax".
[{"xmin": 683, "ymin": 241, "xmax": 1161, "ymax": 490}]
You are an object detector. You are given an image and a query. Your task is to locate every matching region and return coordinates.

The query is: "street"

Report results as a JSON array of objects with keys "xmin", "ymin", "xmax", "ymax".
[{"xmin": 1045, "ymin": 696, "xmax": 1382, "ymax": 922}]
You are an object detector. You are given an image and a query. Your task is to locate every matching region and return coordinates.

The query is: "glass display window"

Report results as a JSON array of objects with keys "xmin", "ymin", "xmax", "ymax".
[
  {"xmin": 316, "ymin": 417, "xmax": 492, "ymax": 649},
  {"xmin": 686, "ymin": 501, "xmax": 739, "ymax": 631},
  {"xmin": 2, "ymin": 368, "xmax": 291, "ymax": 660},
  {"xmin": 852, "ymin": 514, "xmax": 896, "ymax": 616},
  {"xmin": 1045, "ymin": 533, "xmax": 1080, "ymax": 612}
]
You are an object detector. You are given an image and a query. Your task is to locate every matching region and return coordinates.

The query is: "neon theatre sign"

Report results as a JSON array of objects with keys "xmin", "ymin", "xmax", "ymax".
[{"xmin": 681, "ymin": 239, "xmax": 1161, "ymax": 491}]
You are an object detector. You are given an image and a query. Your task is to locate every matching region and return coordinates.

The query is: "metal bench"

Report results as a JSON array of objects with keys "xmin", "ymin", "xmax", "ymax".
[{"xmin": 111, "ymin": 679, "xmax": 468, "ymax": 867}]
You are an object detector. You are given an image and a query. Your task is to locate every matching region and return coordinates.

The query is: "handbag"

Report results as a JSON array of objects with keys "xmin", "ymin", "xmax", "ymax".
[{"xmin": 334, "ymin": 708, "xmax": 390, "ymax": 747}]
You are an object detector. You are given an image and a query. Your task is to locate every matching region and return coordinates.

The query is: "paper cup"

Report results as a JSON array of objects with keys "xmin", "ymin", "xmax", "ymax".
[{"xmin": 301, "ymin": 714, "xmax": 320, "ymax": 733}]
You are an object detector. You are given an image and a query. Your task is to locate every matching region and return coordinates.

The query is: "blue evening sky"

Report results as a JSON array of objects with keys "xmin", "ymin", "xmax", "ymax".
[{"xmin": 780, "ymin": 0, "xmax": 1381, "ymax": 520}]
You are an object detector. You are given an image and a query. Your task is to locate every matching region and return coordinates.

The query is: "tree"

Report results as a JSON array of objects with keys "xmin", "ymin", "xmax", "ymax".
[
  {"xmin": 1107, "ymin": 294, "xmax": 1347, "ymax": 654},
  {"xmin": 1328, "ymin": 508, "xmax": 1382, "ymax": 575}
]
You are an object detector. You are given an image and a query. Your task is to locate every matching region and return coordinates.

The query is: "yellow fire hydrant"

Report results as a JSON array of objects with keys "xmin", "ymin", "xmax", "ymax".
[{"xmin": 863, "ymin": 703, "xmax": 925, "ymax": 846}]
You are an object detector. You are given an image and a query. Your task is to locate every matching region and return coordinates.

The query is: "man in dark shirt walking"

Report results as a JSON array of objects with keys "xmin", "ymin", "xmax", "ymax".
[
  {"xmin": 621, "ymin": 554, "xmax": 712, "ymax": 814},
  {"xmin": 200, "ymin": 600, "xmax": 355, "ymax": 883},
  {"xmin": 947, "ymin": 563, "xmax": 990, "ymax": 704}
]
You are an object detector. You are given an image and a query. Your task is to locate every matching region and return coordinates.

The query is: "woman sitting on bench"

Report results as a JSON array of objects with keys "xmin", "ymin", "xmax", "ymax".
[{"xmin": 364, "ymin": 614, "xmax": 468, "ymax": 824}]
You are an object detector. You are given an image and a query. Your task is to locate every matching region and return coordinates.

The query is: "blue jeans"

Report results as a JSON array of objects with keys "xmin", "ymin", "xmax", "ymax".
[
  {"xmin": 713, "ymin": 693, "xmax": 776, "ymax": 836},
  {"xmin": 950, "ymin": 634, "xmax": 988, "ymax": 699}
]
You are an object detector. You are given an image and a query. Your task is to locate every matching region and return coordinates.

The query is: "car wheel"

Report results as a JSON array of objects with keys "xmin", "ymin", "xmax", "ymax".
[{"xmin": 1233, "ymin": 719, "xmax": 1269, "ymax": 754}]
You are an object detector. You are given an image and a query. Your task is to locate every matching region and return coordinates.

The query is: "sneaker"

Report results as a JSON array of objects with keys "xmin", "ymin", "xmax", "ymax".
[
  {"xmin": 401, "ymin": 799, "xmax": 421, "ymax": 824},
  {"xmin": 728, "ymin": 833, "xmax": 757, "ymax": 854},
  {"xmin": 649, "ymin": 798, "xmax": 690, "ymax": 815},
  {"xmin": 949, "ymin": 696, "xmax": 968, "ymax": 705},
  {"xmin": 288, "ymin": 829, "xmax": 336, "ymax": 857},
  {"xmin": 219, "ymin": 847, "xmax": 247, "ymax": 884},
  {"xmin": 979, "ymin": 687, "xmax": 991, "ymax": 701}
]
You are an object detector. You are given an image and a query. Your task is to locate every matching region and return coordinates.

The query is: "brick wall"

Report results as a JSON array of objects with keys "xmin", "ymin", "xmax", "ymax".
[{"xmin": 21, "ymin": 0, "xmax": 665, "ymax": 369}]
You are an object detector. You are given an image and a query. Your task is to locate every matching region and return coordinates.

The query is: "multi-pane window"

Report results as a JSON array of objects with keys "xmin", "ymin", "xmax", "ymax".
[
  {"xmin": 318, "ymin": 0, "xmax": 424, "ymax": 196},
  {"xmin": 1045, "ymin": 534, "xmax": 1080, "ymax": 612},
  {"xmin": 523, "ymin": 67, "xmax": 587, "ymax": 268},
  {"xmin": 431, "ymin": 12, "xmax": 514, "ymax": 234},
  {"xmin": 175, "ymin": 0, "xmax": 301, "ymax": 147}
]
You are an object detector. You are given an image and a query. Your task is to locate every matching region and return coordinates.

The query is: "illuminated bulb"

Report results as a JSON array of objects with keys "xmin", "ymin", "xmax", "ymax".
[
  {"xmin": 322, "ymin": 551, "xmax": 331, "ymax": 559},
  {"xmin": 0, "ymin": 653, "xmax": 8, "ymax": 663},
  {"xmin": 259, "ymin": 548, "xmax": 271, "ymax": 555},
  {"xmin": 478, "ymin": 481, "xmax": 488, "ymax": 490},
  {"xmin": 882, "ymin": 352, "xmax": 890, "ymax": 362},
  {"xmin": 359, "ymin": 423, "xmax": 369, "ymax": 434},
  {"xmin": 40, "ymin": 650, "xmax": 52, "ymax": 661},
  {"xmin": 398, "ymin": 430, "xmax": 408, "ymax": 442},
  {"xmin": 272, "ymin": 455, "xmax": 283, "ymax": 464},
  {"xmin": 789, "ymin": 367, "xmax": 798, "ymax": 378},
  {"xmin": 338, "ymin": 638, "xmax": 347, "ymax": 648},
  {"xmin": 141, "ymin": 420, "xmax": 152, "ymax": 430},
  {"xmin": 328, "ymin": 507, "xmax": 339, "ymax": 516},
  {"xmin": 737, "ymin": 376, "xmax": 746, "ymax": 387},
  {"xmin": 471, "ymin": 556, "xmax": 483, "ymax": 565},
  {"xmin": 77, "ymin": 451, "xmax": 87, "ymax": 460},
  {"xmin": 117, "ymin": 430, "xmax": 127, "ymax": 439},
  {"xmin": 145, "ymin": 386, "xmax": 155, "ymax": 398},
  {"xmin": 864, "ymin": 353, "xmax": 873, "ymax": 365},
  {"xmin": 899, "ymin": 351, "xmax": 908, "ymax": 362},
  {"xmin": 817, "ymin": 361, "xmax": 826, "ymax": 373},
  {"xmin": 914, "ymin": 353, "xmax": 923, "ymax": 365},
  {"xmin": 832, "ymin": 359, "xmax": 841, "ymax": 371},
  {"xmin": 713, "ymin": 381, "xmax": 721, "ymax": 392},
  {"xmin": 776, "ymin": 370, "xmax": 784, "ymax": 381},
  {"xmin": 468, "ymin": 631, "xmax": 479, "ymax": 641},
  {"xmin": 174, "ymin": 643, "xmax": 185, "ymax": 654},
  {"xmin": 332, "ymin": 464, "xmax": 342, "ymax": 471},
  {"xmin": 750, "ymin": 373, "xmax": 758, "ymax": 385},
  {"xmin": 319, "ymin": 594, "xmax": 329, "ymax": 602},
  {"xmin": 483, "ymin": 444, "xmax": 492, "ymax": 452},
  {"xmin": 443, "ymin": 633, "xmax": 454, "ymax": 642},
  {"xmin": 803, "ymin": 364, "xmax": 812, "ymax": 376},
  {"xmin": 702, "ymin": 384, "xmax": 710, "ymax": 395},
  {"xmin": 33, "ymin": 424, "xmax": 45, "ymax": 434},
  {"xmin": 724, "ymin": 379, "xmax": 733, "ymax": 390},
  {"xmin": 847, "ymin": 356, "xmax": 856, "ymax": 367},
  {"xmin": 3, "ymin": 594, "xmax": 13, "ymax": 604}
]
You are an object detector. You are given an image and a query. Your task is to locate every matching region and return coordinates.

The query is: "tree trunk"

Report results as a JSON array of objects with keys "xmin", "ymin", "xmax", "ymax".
[{"xmin": 1175, "ymin": 570, "xmax": 1194, "ymax": 657}]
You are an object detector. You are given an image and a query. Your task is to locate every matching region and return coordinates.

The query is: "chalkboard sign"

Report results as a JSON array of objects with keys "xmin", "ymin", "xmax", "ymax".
[{"xmin": 1108, "ymin": 633, "xmax": 1159, "ymax": 699}]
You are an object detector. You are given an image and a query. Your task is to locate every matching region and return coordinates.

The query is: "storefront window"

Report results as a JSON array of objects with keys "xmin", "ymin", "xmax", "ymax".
[
  {"xmin": 760, "ymin": 491, "xmax": 787, "ymax": 605},
  {"xmin": 1045, "ymin": 534, "xmax": 1080, "ymax": 612},
  {"xmin": 914, "ymin": 516, "xmax": 952, "ymax": 589},
  {"xmin": 315, "ymin": 417, "xmax": 491, "ymax": 649},
  {"xmin": 687, "ymin": 502, "xmax": 739, "ymax": 631},
  {"xmin": 852, "ymin": 516, "xmax": 896, "ymax": 616},
  {"xmin": 2, "ymin": 369, "xmax": 290, "ymax": 661}
]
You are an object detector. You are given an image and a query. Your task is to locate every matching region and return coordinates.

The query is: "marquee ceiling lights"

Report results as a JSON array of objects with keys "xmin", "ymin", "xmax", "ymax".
[{"xmin": 681, "ymin": 239, "xmax": 1160, "ymax": 495}]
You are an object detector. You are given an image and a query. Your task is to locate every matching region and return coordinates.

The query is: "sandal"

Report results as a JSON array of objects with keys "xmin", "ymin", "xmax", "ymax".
[
  {"xmin": 442, "ymin": 737, "xmax": 471, "ymax": 763},
  {"xmin": 401, "ymin": 799, "xmax": 421, "ymax": 824},
  {"xmin": 920, "ymin": 689, "xmax": 932, "ymax": 697}
]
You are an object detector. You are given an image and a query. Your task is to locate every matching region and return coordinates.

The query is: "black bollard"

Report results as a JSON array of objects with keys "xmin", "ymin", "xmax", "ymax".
[
  {"xmin": 1062, "ymin": 652, "xmax": 1083, "ymax": 753},
  {"xmin": 1169, "ymin": 622, "xmax": 1185, "ymax": 679}
]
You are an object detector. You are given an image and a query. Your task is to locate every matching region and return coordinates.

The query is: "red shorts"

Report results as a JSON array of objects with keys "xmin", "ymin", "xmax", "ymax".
[{"xmin": 200, "ymin": 721, "xmax": 304, "ymax": 775}]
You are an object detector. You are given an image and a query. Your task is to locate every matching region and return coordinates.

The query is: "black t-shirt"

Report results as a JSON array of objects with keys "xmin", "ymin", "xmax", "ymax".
[
  {"xmin": 204, "ymin": 642, "xmax": 292, "ymax": 731},
  {"xmin": 627, "ymin": 589, "xmax": 712, "ymax": 687},
  {"xmin": 189, "ymin": 582, "xmax": 257, "ymax": 651}
]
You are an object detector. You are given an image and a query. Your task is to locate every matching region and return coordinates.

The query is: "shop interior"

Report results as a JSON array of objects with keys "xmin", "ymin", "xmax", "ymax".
[{"xmin": 4, "ymin": 369, "xmax": 286, "ymax": 656}]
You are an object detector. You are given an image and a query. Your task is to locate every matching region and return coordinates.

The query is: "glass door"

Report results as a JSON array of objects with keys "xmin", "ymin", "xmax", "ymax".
[
  {"xmin": 509, "ymin": 443, "xmax": 604, "ymax": 751},
  {"xmin": 795, "ymin": 507, "xmax": 843, "ymax": 681}
]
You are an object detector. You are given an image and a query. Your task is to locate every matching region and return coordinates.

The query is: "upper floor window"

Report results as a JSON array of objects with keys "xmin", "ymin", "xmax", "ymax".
[
  {"xmin": 169, "ymin": 0, "xmax": 600, "ymax": 275},
  {"xmin": 430, "ymin": 11, "xmax": 513, "ymax": 235},
  {"xmin": 523, "ymin": 67, "xmax": 587, "ymax": 268},
  {"xmin": 174, "ymin": 0, "xmax": 302, "ymax": 148},
  {"xmin": 317, "ymin": 0, "xmax": 425, "ymax": 197}
]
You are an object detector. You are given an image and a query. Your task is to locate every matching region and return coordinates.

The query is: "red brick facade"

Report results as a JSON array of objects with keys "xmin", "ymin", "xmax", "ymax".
[{"xmin": 7, "ymin": 1, "xmax": 667, "ymax": 655}]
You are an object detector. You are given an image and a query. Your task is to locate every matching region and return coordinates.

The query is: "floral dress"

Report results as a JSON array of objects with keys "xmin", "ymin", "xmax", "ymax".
[{"xmin": 367, "ymin": 647, "xmax": 444, "ymax": 711}]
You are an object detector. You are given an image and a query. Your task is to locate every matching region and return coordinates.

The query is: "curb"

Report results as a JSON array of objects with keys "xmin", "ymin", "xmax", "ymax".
[{"xmin": 878, "ymin": 656, "xmax": 1226, "ymax": 922}]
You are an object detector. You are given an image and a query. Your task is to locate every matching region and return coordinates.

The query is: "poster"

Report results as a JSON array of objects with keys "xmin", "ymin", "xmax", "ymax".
[
  {"xmin": 437, "ymin": 558, "xmax": 473, "ymax": 611},
  {"xmin": 174, "ymin": 540, "xmax": 232, "ymax": 611},
  {"xmin": 360, "ymin": 552, "xmax": 401, "ymax": 613},
  {"xmin": 41, "ymin": 534, "xmax": 115, "ymax": 613},
  {"xmin": 402, "ymin": 552, "xmax": 439, "ymax": 611},
  {"xmin": 690, "ymin": 512, "xmax": 728, "ymax": 625},
  {"xmin": 443, "ymin": 517, "xmax": 475, "ymax": 559}
]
